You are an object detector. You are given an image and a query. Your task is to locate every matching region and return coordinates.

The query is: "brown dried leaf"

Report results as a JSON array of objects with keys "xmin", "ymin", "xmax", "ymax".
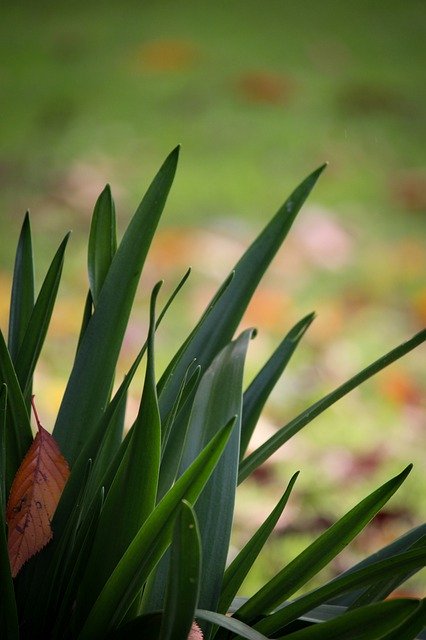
[{"xmin": 6, "ymin": 406, "xmax": 70, "ymax": 577}]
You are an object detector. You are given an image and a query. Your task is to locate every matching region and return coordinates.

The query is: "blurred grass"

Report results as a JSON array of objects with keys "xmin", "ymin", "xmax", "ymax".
[{"xmin": 1, "ymin": 0, "xmax": 425, "ymax": 596}]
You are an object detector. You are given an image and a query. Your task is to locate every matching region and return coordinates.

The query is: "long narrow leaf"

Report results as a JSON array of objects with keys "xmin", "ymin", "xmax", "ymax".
[
  {"xmin": 15, "ymin": 233, "xmax": 70, "ymax": 398},
  {"xmin": 0, "ymin": 330, "xmax": 32, "ymax": 490},
  {"xmin": 241, "ymin": 313, "xmax": 314, "ymax": 458},
  {"xmin": 8, "ymin": 212, "xmax": 34, "ymax": 363},
  {"xmin": 159, "ymin": 330, "xmax": 252, "ymax": 627},
  {"xmin": 54, "ymin": 146, "xmax": 180, "ymax": 465},
  {"xmin": 88, "ymin": 184, "xmax": 117, "ymax": 306},
  {"xmin": 158, "ymin": 165, "xmax": 326, "ymax": 422},
  {"xmin": 254, "ymin": 548, "xmax": 426, "ymax": 635},
  {"xmin": 77, "ymin": 418, "xmax": 235, "ymax": 639},
  {"xmin": 159, "ymin": 500, "xmax": 201, "ymax": 640},
  {"xmin": 77, "ymin": 283, "xmax": 162, "ymax": 620},
  {"xmin": 239, "ymin": 329, "xmax": 426, "ymax": 483},
  {"xmin": 218, "ymin": 472, "xmax": 299, "ymax": 616},
  {"xmin": 381, "ymin": 598, "xmax": 426, "ymax": 640},
  {"xmin": 0, "ymin": 385, "xmax": 19, "ymax": 640},
  {"xmin": 274, "ymin": 599, "xmax": 420, "ymax": 640},
  {"xmin": 235, "ymin": 465, "xmax": 412, "ymax": 622},
  {"xmin": 196, "ymin": 609, "xmax": 268, "ymax": 640},
  {"xmin": 327, "ymin": 523, "xmax": 426, "ymax": 607}
]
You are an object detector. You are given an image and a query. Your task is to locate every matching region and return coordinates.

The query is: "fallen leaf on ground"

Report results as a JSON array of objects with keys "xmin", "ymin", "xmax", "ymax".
[{"xmin": 6, "ymin": 400, "xmax": 70, "ymax": 577}]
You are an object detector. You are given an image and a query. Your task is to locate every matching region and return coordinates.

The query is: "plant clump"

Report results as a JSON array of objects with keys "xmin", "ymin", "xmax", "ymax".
[{"xmin": 0, "ymin": 147, "xmax": 425, "ymax": 639}]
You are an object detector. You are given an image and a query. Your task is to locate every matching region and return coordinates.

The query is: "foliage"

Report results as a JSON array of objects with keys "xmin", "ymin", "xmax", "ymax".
[{"xmin": 0, "ymin": 147, "xmax": 425, "ymax": 639}]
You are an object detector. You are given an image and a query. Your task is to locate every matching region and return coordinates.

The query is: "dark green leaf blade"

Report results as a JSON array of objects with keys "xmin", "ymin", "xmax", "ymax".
[
  {"xmin": 239, "ymin": 329, "xmax": 426, "ymax": 483},
  {"xmin": 195, "ymin": 609, "xmax": 268, "ymax": 640},
  {"xmin": 327, "ymin": 523, "xmax": 426, "ymax": 607},
  {"xmin": 186, "ymin": 330, "xmax": 253, "ymax": 625},
  {"xmin": 54, "ymin": 146, "xmax": 179, "ymax": 465},
  {"xmin": 159, "ymin": 500, "xmax": 201, "ymax": 640},
  {"xmin": 77, "ymin": 417, "xmax": 235, "ymax": 639},
  {"xmin": 218, "ymin": 472, "xmax": 299, "ymax": 615},
  {"xmin": 0, "ymin": 385, "xmax": 19, "ymax": 640},
  {"xmin": 159, "ymin": 165, "xmax": 326, "ymax": 422},
  {"xmin": 8, "ymin": 212, "xmax": 34, "ymax": 363},
  {"xmin": 255, "ymin": 548, "xmax": 426, "ymax": 635},
  {"xmin": 0, "ymin": 330, "xmax": 32, "ymax": 490},
  {"xmin": 235, "ymin": 466, "xmax": 412, "ymax": 623},
  {"xmin": 88, "ymin": 184, "xmax": 117, "ymax": 306},
  {"xmin": 381, "ymin": 598, "xmax": 426, "ymax": 640},
  {"xmin": 273, "ymin": 599, "xmax": 420, "ymax": 640},
  {"xmin": 241, "ymin": 313, "xmax": 314, "ymax": 458},
  {"xmin": 77, "ymin": 283, "xmax": 162, "ymax": 620},
  {"xmin": 14, "ymin": 232, "xmax": 70, "ymax": 398}
]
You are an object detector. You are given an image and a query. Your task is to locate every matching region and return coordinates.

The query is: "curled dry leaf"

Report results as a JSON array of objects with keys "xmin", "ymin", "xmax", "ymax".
[
  {"xmin": 188, "ymin": 621, "xmax": 203, "ymax": 640},
  {"xmin": 6, "ymin": 401, "xmax": 70, "ymax": 577}
]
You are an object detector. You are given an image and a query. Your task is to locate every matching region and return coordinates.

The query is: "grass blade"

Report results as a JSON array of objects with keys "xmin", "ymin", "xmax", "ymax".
[
  {"xmin": 241, "ymin": 313, "xmax": 314, "ymax": 458},
  {"xmin": 54, "ymin": 146, "xmax": 180, "ymax": 465},
  {"xmin": 218, "ymin": 472, "xmax": 299, "ymax": 616},
  {"xmin": 14, "ymin": 233, "xmax": 70, "ymax": 398},
  {"xmin": 159, "ymin": 500, "xmax": 201, "ymax": 640},
  {"xmin": 235, "ymin": 465, "xmax": 412, "ymax": 622},
  {"xmin": 88, "ymin": 184, "xmax": 117, "ymax": 306},
  {"xmin": 8, "ymin": 212, "xmax": 34, "ymax": 364},
  {"xmin": 239, "ymin": 329, "xmax": 426, "ymax": 483}
]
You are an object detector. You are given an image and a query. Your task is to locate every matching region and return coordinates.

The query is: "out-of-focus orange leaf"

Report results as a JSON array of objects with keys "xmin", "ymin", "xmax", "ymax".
[
  {"xmin": 6, "ymin": 400, "xmax": 70, "ymax": 577},
  {"xmin": 132, "ymin": 39, "xmax": 199, "ymax": 72},
  {"xmin": 377, "ymin": 368, "xmax": 422, "ymax": 406},
  {"xmin": 235, "ymin": 70, "xmax": 295, "ymax": 105}
]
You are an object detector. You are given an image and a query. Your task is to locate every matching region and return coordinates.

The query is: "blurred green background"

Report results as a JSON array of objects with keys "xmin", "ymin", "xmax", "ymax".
[{"xmin": 1, "ymin": 1, "xmax": 425, "ymax": 595}]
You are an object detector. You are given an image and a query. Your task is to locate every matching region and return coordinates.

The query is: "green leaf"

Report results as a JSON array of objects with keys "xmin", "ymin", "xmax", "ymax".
[
  {"xmin": 328, "ymin": 524, "xmax": 426, "ymax": 607},
  {"xmin": 107, "ymin": 613, "xmax": 162, "ymax": 639},
  {"xmin": 196, "ymin": 609, "xmax": 268, "ymax": 640},
  {"xmin": 273, "ymin": 599, "xmax": 421, "ymax": 640},
  {"xmin": 77, "ymin": 417, "xmax": 235, "ymax": 639},
  {"xmin": 0, "ymin": 385, "xmax": 19, "ymax": 640},
  {"xmin": 235, "ymin": 465, "xmax": 412, "ymax": 623},
  {"xmin": 8, "ymin": 212, "xmax": 34, "ymax": 363},
  {"xmin": 54, "ymin": 146, "xmax": 180, "ymax": 466},
  {"xmin": 254, "ymin": 548, "xmax": 426, "ymax": 635},
  {"xmin": 380, "ymin": 598, "xmax": 426, "ymax": 640},
  {"xmin": 14, "ymin": 233, "xmax": 70, "ymax": 398},
  {"xmin": 239, "ymin": 329, "xmax": 426, "ymax": 483},
  {"xmin": 0, "ymin": 329, "xmax": 32, "ymax": 490},
  {"xmin": 180, "ymin": 330, "xmax": 253, "ymax": 621},
  {"xmin": 218, "ymin": 472, "xmax": 299, "ymax": 616},
  {"xmin": 241, "ymin": 313, "xmax": 314, "ymax": 458},
  {"xmin": 77, "ymin": 283, "xmax": 162, "ymax": 620},
  {"xmin": 88, "ymin": 184, "xmax": 117, "ymax": 306},
  {"xmin": 158, "ymin": 165, "xmax": 326, "ymax": 422},
  {"xmin": 159, "ymin": 500, "xmax": 201, "ymax": 640},
  {"xmin": 51, "ymin": 487, "xmax": 105, "ymax": 640},
  {"xmin": 346, "ymin": 534, "xmax": 426, "ymax": 609}
]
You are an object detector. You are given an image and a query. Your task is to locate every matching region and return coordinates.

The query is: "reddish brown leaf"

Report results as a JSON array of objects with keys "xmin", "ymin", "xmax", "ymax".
[{"xmin": 6, "ymin": 400, "xmax": 70, "ymax": 577}]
